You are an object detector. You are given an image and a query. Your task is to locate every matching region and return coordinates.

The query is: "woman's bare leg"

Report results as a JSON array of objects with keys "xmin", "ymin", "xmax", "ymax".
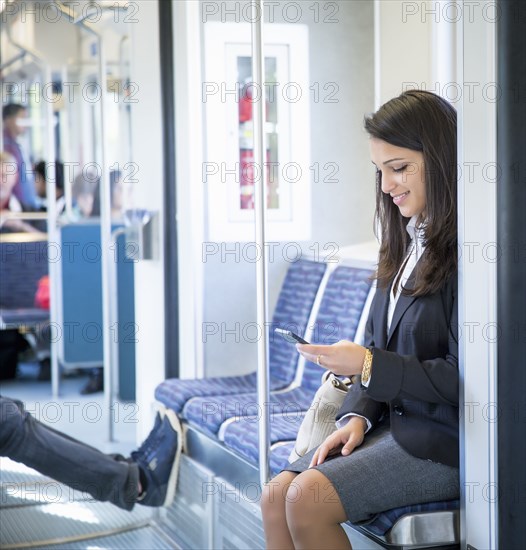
[
  {"xmin": 285, "ymin": 469, "xmax": 351, "ymax": 550},
  {"xmin": 261, "ymin": 471, "xmax": 298, "ymax": 550}
]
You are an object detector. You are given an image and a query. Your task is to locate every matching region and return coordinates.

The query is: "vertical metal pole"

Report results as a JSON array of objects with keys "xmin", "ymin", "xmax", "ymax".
[
  {"xmin": 110, "ymin": 228, "xmax": 127, "ymax": 400},
  {"xmin": 97, "ymin": 36, "xmax": 115, "ymax": 442},
  {"xmin": 251, "ymin": 0, "xmax": 270, "ymax": 486},
  {"xmin": 43, "ymin": 67, "xmax": 60, "ymax": 400},
  {"xmin": 60, "ymin": 66, "xmax": 74, "ymax": 219}
]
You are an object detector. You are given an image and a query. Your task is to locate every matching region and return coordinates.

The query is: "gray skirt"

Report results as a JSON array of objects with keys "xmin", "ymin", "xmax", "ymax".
[{"xmin": 282, "ymin": 419, "xmax": 459, "ymax": 524}]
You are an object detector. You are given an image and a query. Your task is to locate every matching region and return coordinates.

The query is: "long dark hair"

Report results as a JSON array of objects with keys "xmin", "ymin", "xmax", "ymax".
[{"xmin": 364, "ymin": 90, "xmax": 457, "ymax": 296}]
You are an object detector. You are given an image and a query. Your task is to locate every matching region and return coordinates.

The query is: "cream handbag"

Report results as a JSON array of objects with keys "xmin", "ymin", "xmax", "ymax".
[{"xmin": 288, "ymin": 371, "xmax": 352, "ymax": 463}]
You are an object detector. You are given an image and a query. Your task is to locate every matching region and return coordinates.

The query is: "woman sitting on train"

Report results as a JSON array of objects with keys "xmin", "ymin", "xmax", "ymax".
[{"xmin": 261, "ymin": 90, "xmax": 459, "ymax": 549}]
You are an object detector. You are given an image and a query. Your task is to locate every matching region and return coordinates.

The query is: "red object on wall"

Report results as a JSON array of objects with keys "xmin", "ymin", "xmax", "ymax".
[
  {"xmin": 34, "ymin": 275, "xmax": 50, "ymax": 310},
  {"xmin": 239, "ymin": 83, "xmax": 271, "ymax": 123},
  {"xmin": 239, "ymin": 87, "xmax": 253, "ymax": 123},
  {"xmin": 239, "ymin": 149, "xmax": 271, "ymax": 209}
]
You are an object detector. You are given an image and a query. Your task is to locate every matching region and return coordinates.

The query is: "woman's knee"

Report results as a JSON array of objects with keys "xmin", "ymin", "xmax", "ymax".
[
  {"xmin": 285, "ymin": 470, "xmax": 346, "ymax": 533},
  {"xmin": 261, "ymin": 471, "xmax": 297, "ymax": 521}
]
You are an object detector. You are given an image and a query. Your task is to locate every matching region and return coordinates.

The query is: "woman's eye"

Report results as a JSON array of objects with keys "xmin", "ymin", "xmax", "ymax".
[{"xmin": 393, "ymin": 165, "xmax": 408, "ymax": 173}]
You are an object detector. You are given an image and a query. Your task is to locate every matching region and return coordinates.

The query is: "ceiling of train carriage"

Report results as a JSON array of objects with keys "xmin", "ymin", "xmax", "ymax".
[{"xmin": 1, "ymin": 0, "xmax": 132, "ymax": 85}]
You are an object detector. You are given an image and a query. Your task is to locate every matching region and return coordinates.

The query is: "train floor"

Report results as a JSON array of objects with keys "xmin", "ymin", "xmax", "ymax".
[{"xmin": 0, "ymin": 364, "xmax": 180, "ymax": 549}]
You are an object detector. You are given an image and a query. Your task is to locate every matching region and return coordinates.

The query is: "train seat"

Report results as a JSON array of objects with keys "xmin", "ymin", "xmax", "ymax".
[
  {"xmin": 155, "ymin": 259, "xmax": 327, "ymax": 412},
  {"xmin": 180, "ymin": 264, "xmax": 373, "ymax": 437},
  {"xmin": 159, "ymin": 245, "xmax": 460, "ymax": 549},
  {"xmin": 57, "ymin": 223, "xmax": 136, "ymax": 399},
  {"xmin": 0, "ymin": 307, "xmax": 49, "ymax": 328},
  {"xmin": 0, "ymin": 237, "xmax": 50, "ymax": 330},
  {"xmin": 222, "ymin": 414, "xmax": 302, "ymax": 470},
  {"xmin": 183, "ymin": 389, "xmax": 311, "ymax": 438}
]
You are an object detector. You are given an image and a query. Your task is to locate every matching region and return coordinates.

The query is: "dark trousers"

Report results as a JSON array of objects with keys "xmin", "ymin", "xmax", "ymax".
[{"xmin": 0, "ymin": 396, "xmax": 139, "ymax": 510}]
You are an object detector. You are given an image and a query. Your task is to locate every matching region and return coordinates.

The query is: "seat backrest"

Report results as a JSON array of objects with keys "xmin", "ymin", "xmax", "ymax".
[
  {"xmin": 299, "ymin": 265, "xmax": 373, "ymax": 394},
  {"xmin": 0, "ymin": 238, "xmax": 49, "ymax": 309},
  {"xmin": 58, "ymin": 223, "xmax": 135, "ymax": 394},
  {"xmin": 268, "ymin": 259, "xmax": 327, "ymax": 386}
]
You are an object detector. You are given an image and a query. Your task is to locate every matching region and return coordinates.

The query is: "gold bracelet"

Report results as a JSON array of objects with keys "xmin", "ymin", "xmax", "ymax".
[{"xmin": 361, "ymin": 348, "xmax": 373, "ymax": 385}]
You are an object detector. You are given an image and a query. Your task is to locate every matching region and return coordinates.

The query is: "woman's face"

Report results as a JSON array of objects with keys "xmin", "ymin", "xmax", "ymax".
[{"xmin": 369, "ymin": 138, "xmax": 426, "ymax": 219}]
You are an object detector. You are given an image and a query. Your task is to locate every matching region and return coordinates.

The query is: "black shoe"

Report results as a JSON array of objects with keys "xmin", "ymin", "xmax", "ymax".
[
  {"xmin": 80, "ymin": 370, "xmax": 104, "ymax": 395},
  {"xmin": 132, "ymin": 409, "xmax": 183, "ymax": 507}
]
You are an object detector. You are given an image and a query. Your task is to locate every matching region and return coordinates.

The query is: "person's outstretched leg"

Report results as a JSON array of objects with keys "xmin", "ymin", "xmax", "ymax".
[
  {"xmin": 0, "ymin": 396, "xmax": 139, "ymax": 509},
  {"xmin": 0, "ymin": 397, "xmax": 181, "ymax": 510},
  {"xmin": 261, "ymin": 471, "xmax": 297, "ymax": 550}
]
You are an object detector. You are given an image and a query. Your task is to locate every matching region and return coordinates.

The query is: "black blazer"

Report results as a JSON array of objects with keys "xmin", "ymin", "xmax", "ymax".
[{"xmin": 336, "ymin": 267, "xmax": 459, "ymax": 468}]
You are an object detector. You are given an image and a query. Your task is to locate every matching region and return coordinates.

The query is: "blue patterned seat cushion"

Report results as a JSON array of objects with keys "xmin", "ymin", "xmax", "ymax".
[
  {"xmin": 0, "ymin": 308, "xmax": 49, "ymax": 326},
  {"xmin": 360, "ymin": 498, "xmax": 460, "ymax": 536},
  {"xmin": 182, "ymin": 266, "xmax": 373, "ymax": 433},
  {"xmin": 270, "ymin": 442, "xmax": 296, "ymax": 476},
  {"xmin": 0, "ymin": 240, "xmax": 49, "ymax": 309},
  {"xmin": 183, "ymin": 387, "xmax": 315, "ymax": 437},
  {"xmin": 155, "ymin": 260, "xmax": 327, "ymax": 412},
  {"xmin": 222, "ymin": 412, "xmax": 304, "ymax": 465},
  {"xmin": 301, "ymin": 266, "xmax": 372, "ymax": 394}
]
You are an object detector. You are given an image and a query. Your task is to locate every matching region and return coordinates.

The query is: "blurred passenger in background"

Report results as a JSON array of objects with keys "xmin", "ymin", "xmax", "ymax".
[
  {"xmin": 0, "ymin": 152, "xmax": 42, "ymax": 234},
  {"xmin": 90, "ymin": 169, "xmax": 123, "ymax": 220},
  {"xmin": 34, "ymin": 160, "xmax": 65, "ymax": 216},
  {"xmin": 2, "ymin": 104, "xmax": 39, "ymax": 209},
  {"xmin": 71, "ymin": 172, "xmax": 98, "ymax": 219}
]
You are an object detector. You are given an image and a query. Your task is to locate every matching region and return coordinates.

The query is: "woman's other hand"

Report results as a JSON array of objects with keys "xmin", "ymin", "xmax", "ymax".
[
  {"xmin": 309, "ymin": 416, "xmax": 366, "ymax": 467},
  {"xmin": 296, "ymin": 340, "xmax": 367, "ymax": 376}
]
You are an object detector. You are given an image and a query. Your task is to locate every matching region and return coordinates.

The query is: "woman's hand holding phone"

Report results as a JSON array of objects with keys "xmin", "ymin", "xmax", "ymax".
[
  {"xmin": 295, "ymin": 340, "xmax": 368, "ymax": 377},
  {"xmin": 274, "ymin": 328, "xmax": 367, "ymax": 376}
]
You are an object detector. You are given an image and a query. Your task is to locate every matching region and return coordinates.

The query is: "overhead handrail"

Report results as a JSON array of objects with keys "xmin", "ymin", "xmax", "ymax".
[
  {"xmin": 0, "ymin": 50, "xmax": 26, "ymax": 72},
  {"xmin": 251, "ymin": 0, "xmax": 271, "ymax": 486}
]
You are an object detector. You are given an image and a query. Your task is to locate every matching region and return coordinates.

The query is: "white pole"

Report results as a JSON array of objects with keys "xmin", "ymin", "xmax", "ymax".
[{"xmin": 251, "ymin": 0, "xmax": 270, "ymax": 486}]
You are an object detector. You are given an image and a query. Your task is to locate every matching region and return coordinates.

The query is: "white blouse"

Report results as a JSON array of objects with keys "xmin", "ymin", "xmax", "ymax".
[{"xmin": 386, "ymin": 215, "xmax": 427, "ymax": 334}]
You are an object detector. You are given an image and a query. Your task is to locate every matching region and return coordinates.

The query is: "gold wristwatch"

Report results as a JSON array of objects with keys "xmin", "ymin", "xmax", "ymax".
[{"xmin": 361, "ymin": 348, "xmax": 373, "ymax": 385}]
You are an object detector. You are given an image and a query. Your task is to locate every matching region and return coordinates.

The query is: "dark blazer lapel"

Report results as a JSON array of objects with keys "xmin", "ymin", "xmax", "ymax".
[
  {"xmin": 386, "ymin": 269, "xmax": 417, "ymax": 348},
  {"xmin": 373, "ymin": 287, "xmax": 390, "ymax": 350}
]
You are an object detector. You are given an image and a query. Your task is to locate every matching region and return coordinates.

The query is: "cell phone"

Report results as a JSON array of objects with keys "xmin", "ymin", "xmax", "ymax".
[{"xmin": 274, "ymin": 328, "xmax": 310, "ymax": 345}]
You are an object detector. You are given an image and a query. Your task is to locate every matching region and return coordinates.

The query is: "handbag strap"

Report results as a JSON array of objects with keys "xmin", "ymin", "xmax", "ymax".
[{"xmin": 320, "ymin": 370, "xmax": 352, "ymax": 389}]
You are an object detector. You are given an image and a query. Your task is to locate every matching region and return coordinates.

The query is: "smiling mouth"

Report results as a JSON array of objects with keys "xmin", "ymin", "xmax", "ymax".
[{"xmin": 392, "ymin": 191, "xmax": 409, "ymax": 205}]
